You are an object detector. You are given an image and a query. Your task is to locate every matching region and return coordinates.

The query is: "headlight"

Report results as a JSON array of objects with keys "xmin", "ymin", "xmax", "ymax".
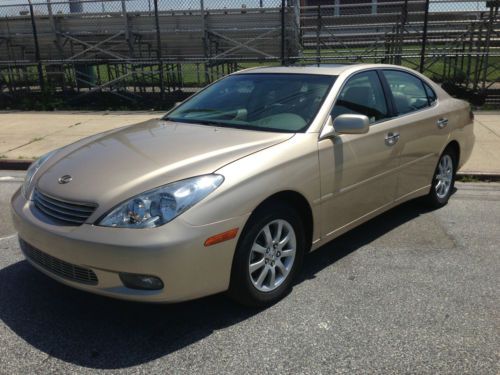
[
  {"xmin": 98, "ymin": 174, "xmax": 224, "ymax": 228},
  {"xmin": 21, "ymin": 150, "xmax": 57, "ymax": 199}
]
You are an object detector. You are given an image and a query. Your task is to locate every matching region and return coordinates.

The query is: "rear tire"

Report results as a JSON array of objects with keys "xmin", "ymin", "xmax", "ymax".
[
  {"xmin": 426, "ymin": 148, "xmax": 457, "ymax": 208},
  {"xmin": 228, "ymin": 201, "xmax": 305, "ymax": 307}
]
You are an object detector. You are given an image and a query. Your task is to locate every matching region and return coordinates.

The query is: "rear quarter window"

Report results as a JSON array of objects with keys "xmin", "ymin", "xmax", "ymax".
[{"xmin": 424, "ymin": 83, "xmax": 437, "ymax": 105}]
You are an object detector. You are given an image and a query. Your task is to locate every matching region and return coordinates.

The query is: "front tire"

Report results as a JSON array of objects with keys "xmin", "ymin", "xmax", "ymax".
[
  {"xmin": 228, "ymin": 201, "xmax": 305, "ymax": 307},
  {"xmin": 426, "ymin": 148, "xmax": 457, "ymax": 208}
]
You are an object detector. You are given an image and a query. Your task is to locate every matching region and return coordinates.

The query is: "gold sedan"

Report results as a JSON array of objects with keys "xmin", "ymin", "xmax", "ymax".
[{"xmin": 11, "ymin": 64, "xmax": 475, "ymax": 306}]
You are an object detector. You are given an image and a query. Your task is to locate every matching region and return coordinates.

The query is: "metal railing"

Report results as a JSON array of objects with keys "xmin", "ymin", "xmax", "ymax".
[{"xmin": 0, "ymin": 0, "xmax": 498, "ymax": 106}]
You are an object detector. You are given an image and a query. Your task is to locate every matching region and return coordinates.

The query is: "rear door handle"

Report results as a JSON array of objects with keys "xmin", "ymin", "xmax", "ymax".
[
  {"xmin": 385, "ymin": 132, "xmax": 400, "ymax": 146},
  {"xmin": 437, "ymin": 118, "xmax": 448, "ymax": 128}
]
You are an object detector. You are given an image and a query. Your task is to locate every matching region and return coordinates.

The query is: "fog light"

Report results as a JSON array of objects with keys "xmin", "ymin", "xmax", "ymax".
[{"xmin": 119, "ymin": 273, "xmax": 164, "ymax": 290}]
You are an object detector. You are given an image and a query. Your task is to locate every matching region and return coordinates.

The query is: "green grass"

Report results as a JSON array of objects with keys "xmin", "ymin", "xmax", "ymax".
[
  {"xmin": 457, "ymin": 174, "xmax": 500, "ymax": 183},
  {"xmin": 457, "ymin": 175, "xmax": 481, "ymax": 183}
]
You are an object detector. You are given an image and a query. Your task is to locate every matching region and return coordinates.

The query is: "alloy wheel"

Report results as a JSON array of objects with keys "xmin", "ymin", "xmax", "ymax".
[
  {"xmin": 248, "ymin": 219, "xmax": 296, "ymax": 292},
  {"xmin": 435, "ymin": 154, "xmax": 454, "ymax": 199}
]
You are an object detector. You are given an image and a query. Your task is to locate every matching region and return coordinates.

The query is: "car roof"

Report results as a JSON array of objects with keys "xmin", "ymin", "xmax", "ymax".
[
  {"xmin": 234, "ymin": 64, "xmax": 414, "ymax": 76},
  {"xmin": 234, "ymin": 65, "xmax": 351, "ymax": 76}
]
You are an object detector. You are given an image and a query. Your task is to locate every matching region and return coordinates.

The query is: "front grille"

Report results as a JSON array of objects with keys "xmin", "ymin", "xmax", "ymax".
[
  {"xmin": 33, "ymin": 189, "xmax": 97, "ymax": 225},
  {"xmin": 20, "ymin": 240, "xmax": 98, "ymax": 285}
]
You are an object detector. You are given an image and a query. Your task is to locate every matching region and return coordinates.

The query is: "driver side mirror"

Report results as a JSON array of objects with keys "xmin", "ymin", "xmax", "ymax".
[{"xmin": 320, "ymin": 114, "xmax": 370, "ymax": 140}]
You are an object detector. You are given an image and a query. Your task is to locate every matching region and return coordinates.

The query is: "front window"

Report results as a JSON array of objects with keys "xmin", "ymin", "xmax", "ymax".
[
  {"xmin": 166, "ymin": 73, "xmax": 336, "ymax": 133},
  {"xmin": 331, "ymin": 70, "xmax": 388, "ymax": 124}
]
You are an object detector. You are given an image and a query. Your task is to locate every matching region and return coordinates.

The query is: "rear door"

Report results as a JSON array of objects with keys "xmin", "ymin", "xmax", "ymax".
[{"xmin": 380, "ymin": 69, "xmax": 449, "ymax": 200}]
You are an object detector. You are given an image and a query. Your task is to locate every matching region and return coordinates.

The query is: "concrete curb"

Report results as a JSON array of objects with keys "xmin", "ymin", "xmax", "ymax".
[{"xmin": 0, "ymin": 159, "xmax": 34, "ymax": 170}]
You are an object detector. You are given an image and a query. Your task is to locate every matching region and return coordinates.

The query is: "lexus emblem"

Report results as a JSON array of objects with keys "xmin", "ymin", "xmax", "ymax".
[{"xmin": 58, "ymin": 175, "xmax": 72, "ymax": 184}]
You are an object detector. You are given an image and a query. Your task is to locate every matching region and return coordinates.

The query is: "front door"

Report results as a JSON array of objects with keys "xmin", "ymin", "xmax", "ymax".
[{"xmin": 318, "ymin": 70, "xmax": 401, "ymax": 239}]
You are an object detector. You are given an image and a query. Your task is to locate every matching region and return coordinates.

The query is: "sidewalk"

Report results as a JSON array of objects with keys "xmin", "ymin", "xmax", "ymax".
[
  {"xmin": 462, "ymin": 112, "xmax": 500, "ymax": 175},
  {"xmin": 0, "ymin": 111, "xmax": 160, "ymax": 161},
  {"xmin": 0, "ymin": 111, "xmax": 499, "ymax": 175}
]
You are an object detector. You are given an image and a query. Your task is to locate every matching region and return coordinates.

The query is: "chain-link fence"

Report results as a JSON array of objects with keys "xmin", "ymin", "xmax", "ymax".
[
  {"xmin": 300, "ymin": 0, "xmax": 500, "ymax": 105},
  {"xmin": 0, "ymin": 0, "xmax": 297, "ymax": 103},
  {"xmin": 0, "ymin": 0, "xmax": 498, "ymax": 107}
]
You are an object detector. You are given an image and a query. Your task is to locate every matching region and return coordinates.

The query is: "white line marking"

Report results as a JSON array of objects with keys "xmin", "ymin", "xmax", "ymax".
[
  {"xmin": 0, "ymin": 176, "xmax": 23, "ymax": 182},
  {"xmin": 0, "ymin": 234, "xmax": 17, "ymax": 241}
]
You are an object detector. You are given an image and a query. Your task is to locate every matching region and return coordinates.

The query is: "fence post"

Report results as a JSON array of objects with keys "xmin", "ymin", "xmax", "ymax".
[
  {"xmin": 28, "ymin": 0, "xmax": 44, "ymax": 92},
  {"xmin": 121, "ymin": 0, "xmax": 134, "ymax": 57},
  {"xmin": 316, "ymin": 5, "xmax": 321, "ymax": 66},
  {"xmin": 481, "ymin": 3, "xmax": 498, "ymax": 90},
  {"xmin": 281, "ymin": 0, "xmax": 286, "ymax": 65},
  {"xmin": 201, "ymin": 0, "xmax": 210, "ymax": 84},
  {"xmin": 46, "ymin": 0, "xmax": 65, "ymax": 91},
  {"xmin": 394, "ymin": 0, "xmax": 408, "ymax": 66},
  {"xmin": 419, "ymin": 0, "xmax": 430, "ymax": 73},
  {"xmin": 47, "ymin": 0, "xmax": 64, "ymax": 57},
  {"xmin": 153, "ymin": 0, "xmax": 165, "ymax": 98}
]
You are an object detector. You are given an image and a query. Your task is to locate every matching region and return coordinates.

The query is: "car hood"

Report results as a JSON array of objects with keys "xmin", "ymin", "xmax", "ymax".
[{"xmin": 36, "ymin": 119, "xmax": 293, "ymax": 208}]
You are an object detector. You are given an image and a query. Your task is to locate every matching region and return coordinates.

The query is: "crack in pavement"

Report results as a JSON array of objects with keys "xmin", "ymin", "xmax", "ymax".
[{"xmin": 1, "ymin": 116, "xmax": 98, "ymax": 156}]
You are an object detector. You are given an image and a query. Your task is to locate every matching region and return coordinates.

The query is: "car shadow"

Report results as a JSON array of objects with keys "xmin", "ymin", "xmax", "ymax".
[
  {"xmin": 297, "ymin": 196, "xmax": 441, "ymax": 284},
  {"xmin": 0, "ymin": 197, "xmax": 437, "ymax": 369}
]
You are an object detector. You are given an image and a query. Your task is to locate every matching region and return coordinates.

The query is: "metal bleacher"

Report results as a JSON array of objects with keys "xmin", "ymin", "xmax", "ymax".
[{"xmin": 0, "ymin": 0, "xmax": 498, "ymax": 105}]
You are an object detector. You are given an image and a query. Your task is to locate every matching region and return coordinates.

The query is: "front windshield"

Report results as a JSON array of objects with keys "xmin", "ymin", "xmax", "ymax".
[{"xmin": 166, "ymin": 73, "xmax": 337, "ymax": 133}]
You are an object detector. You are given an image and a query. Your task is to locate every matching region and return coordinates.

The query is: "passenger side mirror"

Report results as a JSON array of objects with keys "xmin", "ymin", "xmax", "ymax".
[
  {"xmin": 333, "ymin": 114, "xmax": 370, "ymax": 135},
  {"xmin": 319, "ymin": 114, "xmax": 370, "ymax": 140}
]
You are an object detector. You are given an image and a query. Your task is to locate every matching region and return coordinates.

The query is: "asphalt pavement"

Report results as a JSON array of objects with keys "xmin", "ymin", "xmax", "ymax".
[{"xmin": 0, "ymin": 174, "xmax": 498, "ymax": 374}]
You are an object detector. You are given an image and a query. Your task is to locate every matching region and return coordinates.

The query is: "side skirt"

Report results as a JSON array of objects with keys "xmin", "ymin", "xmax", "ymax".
[{"xmin": 310, "ymin": 185, "xmax": 431, "ymax": 252}]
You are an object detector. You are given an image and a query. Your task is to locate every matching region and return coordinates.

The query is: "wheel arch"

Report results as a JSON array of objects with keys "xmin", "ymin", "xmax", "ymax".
[
  {"xmin": 248, "ymin": 190, "xmax": 314, "ymax": 253},
  {"xmin": 443, "ymin": 139, "xmax": 461, "ymax": 168}
]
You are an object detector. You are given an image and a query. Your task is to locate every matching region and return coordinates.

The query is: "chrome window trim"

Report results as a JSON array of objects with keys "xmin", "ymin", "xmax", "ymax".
[
  {"xmin": 318, "ymin": 67, "xmax": 393, "ymax": 135},
  {"xmin": 318, "ymin": 66, "xmax": 440, "ymax": 138},
  {"xmin": 380, "ymin": 68, "xmax": 439, "ymax": 116}
]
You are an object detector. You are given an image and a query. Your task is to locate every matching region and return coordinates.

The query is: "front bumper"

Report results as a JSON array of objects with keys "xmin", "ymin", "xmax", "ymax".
[{"xmin": 11, "ymin": 188, "xmax": 250, "ymax": 303}]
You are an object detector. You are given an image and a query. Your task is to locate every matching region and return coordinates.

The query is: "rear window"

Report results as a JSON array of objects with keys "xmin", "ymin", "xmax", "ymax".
[{"xmin": 382, "ymin": 70, "xmax": 430, "ymax": 115}]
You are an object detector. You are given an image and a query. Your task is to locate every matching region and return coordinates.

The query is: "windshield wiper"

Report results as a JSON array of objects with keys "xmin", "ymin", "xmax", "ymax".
[
  {"xmin": 166, "ymin": 117, "xmax": 231, "ymax": 127},
  {"xmin": 179, "ymin": 108, "xmax": 222, "ymax": 115},
  {"xmin": 195, "ymin": 119, "xmax": 228, "ymax": 126}
]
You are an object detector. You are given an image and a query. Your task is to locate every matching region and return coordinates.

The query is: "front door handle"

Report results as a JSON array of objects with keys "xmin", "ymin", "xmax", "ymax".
[
  {"xmin": 385, "ymin": 132, "xmax": 400, "ymax": 146},
  {"xmin": 437, "ymin": 118, "xmax": 448, "ymax": 128}
]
